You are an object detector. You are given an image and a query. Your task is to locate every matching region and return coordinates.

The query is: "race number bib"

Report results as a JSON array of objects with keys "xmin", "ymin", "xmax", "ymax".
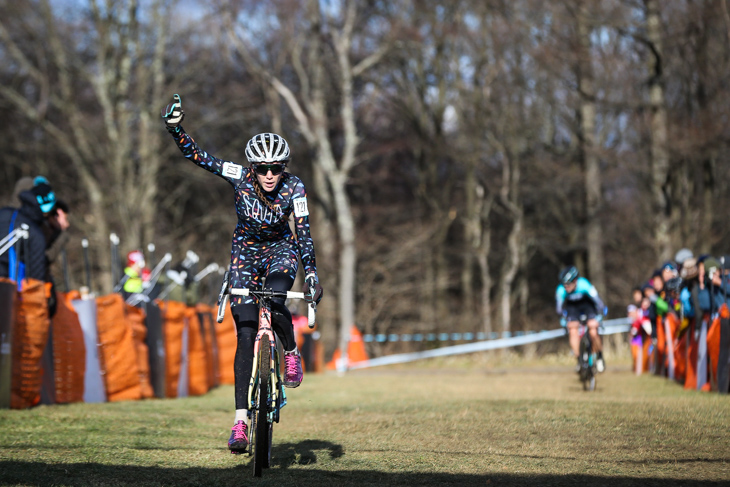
[
  {"xmin": 293, "ymin": 197, "xmax": 309, "ymax": 217},
  {"xmin": 222, "ymin": 162, "xmax": 243, "ymax": 179}
]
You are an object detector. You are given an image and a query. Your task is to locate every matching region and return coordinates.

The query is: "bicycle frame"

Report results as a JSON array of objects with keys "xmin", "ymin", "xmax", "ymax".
[
  {"xmin": 216, "ymin": 276, "xmax": 316, "ymax": 476},
  {"xmin": 246, "ymin": 293, "xmax": 283, "ymax": 423},
  {"xmin": 224, "ymin": 287, "xmax": 315, "ymax": 419}
]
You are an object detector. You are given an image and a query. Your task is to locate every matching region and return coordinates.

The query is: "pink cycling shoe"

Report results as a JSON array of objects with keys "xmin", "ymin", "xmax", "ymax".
[
  {"xmin": 228, "ymin": 420, "xmax": 248, "ymax": 453},
  {"xmin": 283, "ymin": 350, "xmax": 303, "ymax": 388}
]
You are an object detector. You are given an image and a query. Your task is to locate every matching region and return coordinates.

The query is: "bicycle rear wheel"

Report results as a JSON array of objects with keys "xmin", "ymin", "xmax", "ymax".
[{"xmin": 252, "ymin": 334, "xmax": 271, "ymax": 477}]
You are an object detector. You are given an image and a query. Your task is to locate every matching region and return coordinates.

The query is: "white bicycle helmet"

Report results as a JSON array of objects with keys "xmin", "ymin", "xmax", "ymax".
[{"xmin": 245, "ymin": 133, "xmax": 290, "ymax": 163}]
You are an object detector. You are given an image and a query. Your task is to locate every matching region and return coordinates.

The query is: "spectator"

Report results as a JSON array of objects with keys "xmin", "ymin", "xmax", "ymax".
[
  {"xmin": 123, "ymin": 250, "xmax": 147, "ymax": 294},
  {"xmin": 675, "ymin": 248, "xmax": 694, "ymax": 269},
  {"xmin": 698, "ymin": 257, "xmax": 730, "ymax": 315},
  {"xmin": 697, "ymin": 254, "xmax": 711, "ymax": 291},
  {"xmin": 0, "ymin": 179, "xmax": 59, "ymax": 314},
  {"xmin": 631, "ymin": 286, "xmax": 643, "ymax": 307},
  {"xmin": 651, "ymin": 269, "xmax": 665, "ymax": 297},
  {"xmin": 13, "ymin": 176, "xmax": 71, "ymax": 266},
  {"xmin": 629, "ymin": 297, "xmax": 652, "ymax": 374},
  {"xmin": 661, "ymin": 262, "xmax": 678, "ymax": 284}
]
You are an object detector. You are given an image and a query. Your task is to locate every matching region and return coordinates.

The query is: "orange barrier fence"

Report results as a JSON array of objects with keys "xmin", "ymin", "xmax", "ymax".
[
  {"xmin": 52, "ymin": 291, "xmax": 85, "ymax": 404},
  {"xmin": 644, "ymin": 309, "xmax": 730, "ymax": 394},
  {"xmin": 126, "ymin": 303, "xmax": 154, "ymax": 400},
  {"xmin": 159, "ymin": 300, "xmax": 187, "ymax": 398},
  {"xmin": 684, "ymin": 320, "xmax": 699, "ymax": 390},
  {"xmin": 215, "ymin": 305, "xmax": 236, "ymax": 385},
  {"xmin": 11, "ymin": 278, "xmax": 51, "ymax": 409},
  {"xmin": 196, "ymin": 304, "xmax": 220, "ymax": 389},
  {"xmin": 96, "ymin": 294, "xmax": 142, "ymax": 402},
  {"xmin": 186, "ymin": 307, "xmax": 208, "ymax": 396},
  {"xmin": 0, "ymin": 286, "xmax": 247, "ymax": 409}
]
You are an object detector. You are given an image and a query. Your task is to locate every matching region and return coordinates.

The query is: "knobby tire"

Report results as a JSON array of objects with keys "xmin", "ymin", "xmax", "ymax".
[
  {"xmin": 579, "ymin": 335, "xmax": 596, "ymax": 392},
  {"xmin": 252, "ymin": 334, "xmax": 271, "ymax": 477}
]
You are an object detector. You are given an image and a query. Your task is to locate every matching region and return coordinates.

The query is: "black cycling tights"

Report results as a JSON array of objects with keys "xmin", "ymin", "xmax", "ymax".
[{"xmin": 231, "ymin": 272, "xmax": 295, "ymax": 410}]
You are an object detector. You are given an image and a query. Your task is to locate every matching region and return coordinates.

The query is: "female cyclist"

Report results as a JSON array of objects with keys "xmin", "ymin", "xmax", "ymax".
[{"xmin": 161, "ymin": 95, "xmax": 323, "ymax": 453}]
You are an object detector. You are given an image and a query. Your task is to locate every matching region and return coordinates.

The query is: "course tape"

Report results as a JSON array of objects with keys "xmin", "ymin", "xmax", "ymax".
[
  {"xmin": 361, "ymin": 318, "xmax": 630, "ymax": 343},
  {"xmin": 348, "ymin": 318, "xmax": 630, "ymax": 371}
]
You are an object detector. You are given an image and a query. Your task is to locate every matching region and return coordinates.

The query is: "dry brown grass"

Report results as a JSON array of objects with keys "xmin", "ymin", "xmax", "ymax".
[{"xmin": 0, "ymin": 358, "xmax": 727, "ymax": 486}]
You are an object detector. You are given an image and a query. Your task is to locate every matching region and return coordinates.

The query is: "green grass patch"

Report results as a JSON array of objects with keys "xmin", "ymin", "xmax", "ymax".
[{"xmin": 0, "ymin": 361, "xmax": 728, "ymax": 486}]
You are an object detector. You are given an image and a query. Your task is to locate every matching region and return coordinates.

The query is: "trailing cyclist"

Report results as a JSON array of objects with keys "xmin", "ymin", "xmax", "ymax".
[
  {"xmin": 555, "ymin": 266, "xmax": 606, "ymax": 373},
  {"xmin": 161, "ymin": 95, "xmax": 323, "ymax": 454}
]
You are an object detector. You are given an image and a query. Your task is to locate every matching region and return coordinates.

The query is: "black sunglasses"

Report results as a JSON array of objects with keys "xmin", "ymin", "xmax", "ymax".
[{"xmin": 253, "ymin": 163, "xmax": 286, "ymax": 176}]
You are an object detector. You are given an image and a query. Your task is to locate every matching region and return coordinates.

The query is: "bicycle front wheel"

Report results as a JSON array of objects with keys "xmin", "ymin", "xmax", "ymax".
[
  {"xmin": 578, "ymin": 336, "xmax": 594, "ymax": 390},
  {"xmin": 584, "ymin": 374, "xmax": 596, "ymax": 391},
  {"xmin": 252, "ymin": 334, "xmax": 271, "ymax": 477}
]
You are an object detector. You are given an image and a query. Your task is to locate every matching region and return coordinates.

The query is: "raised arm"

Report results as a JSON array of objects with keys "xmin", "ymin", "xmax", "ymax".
[{"xmin": 161, "ymin": 94, "xmax": 244, "ymax": 185}]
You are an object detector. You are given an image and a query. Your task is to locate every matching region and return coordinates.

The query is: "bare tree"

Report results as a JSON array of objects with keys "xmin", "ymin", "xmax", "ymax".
[
  {"xmin": 222, "ymin": 0, "xmax": 395, "ymax": 366},
  {"xmin": 0, "ymin": 0, "xmax": 177, "ymax": 291}
]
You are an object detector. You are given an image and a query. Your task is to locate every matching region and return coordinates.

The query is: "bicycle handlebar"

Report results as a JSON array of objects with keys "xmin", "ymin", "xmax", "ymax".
[{"xmin": 217, "ymin": 286, "xmax": 316, "ymax": 329}]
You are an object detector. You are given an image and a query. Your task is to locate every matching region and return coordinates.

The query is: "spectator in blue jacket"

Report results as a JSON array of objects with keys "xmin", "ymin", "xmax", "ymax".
[{"xmin": 697, "ymin": 257, "xmax": 730, "ymax": 315}]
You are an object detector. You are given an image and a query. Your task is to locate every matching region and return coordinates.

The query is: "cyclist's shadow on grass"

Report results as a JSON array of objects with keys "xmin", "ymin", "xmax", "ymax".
[{"xmin": 270, "ymin": 439, "xmax": 344, "ymax": 468}]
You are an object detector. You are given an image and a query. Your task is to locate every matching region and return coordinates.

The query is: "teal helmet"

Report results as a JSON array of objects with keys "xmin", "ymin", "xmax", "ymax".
[{"xmin": 559, "ymin": 266, "xmax": 579, "ymax": 285}]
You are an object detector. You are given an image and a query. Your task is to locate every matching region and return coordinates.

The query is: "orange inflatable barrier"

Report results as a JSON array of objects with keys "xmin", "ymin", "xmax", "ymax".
[
  {"xmin": 52, "ymin": 291, "xmax": 85, "ymax": 404},
  {"xmin": 327, "ymin": 325, "xmax": 369, "ymax": 370},
  {"xmin": 95, "ymin": 294, "xmax": 142, "ymax": 402},
  {"xmin": 159, "ymin": 300, "xmax": 187, "ymax": 398},
  {"xmin": 684, "ymin": 320, "xmax": 698, "ymax": 390},
  {"xmin": 196, "ymin": 304, "xmax": 219, "ymax": 389},
  {"xmin": 215, "ymin": 306, "xmax": 236, "ymax": 385},
  {"xmin": 186, "ymin": 307, "xmax": 209, "ymax": 396},
  {"xmin": 655, "ymin": 316, "xmax": 666, "ymax": 375},
  {"xmin": 667, "ymin": 313, "xmax": 685, "ymax": 383},
  {"xmin": 125, "ymin": 304, "xmax": 154, "ymax": 399},
  {"xmin": 642, "ymin": 332, "xmax": 652, "ymax": 372},
  {"xmin": 707, "ymin": 316, "xmax": 721, "ymax": 390},
  {"xmin": 11, "ymin": 278, "xmax": 51, "ymax": 409}
]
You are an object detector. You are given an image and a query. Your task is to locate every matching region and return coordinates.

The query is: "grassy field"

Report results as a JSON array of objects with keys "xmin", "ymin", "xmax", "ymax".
[{"xmin": 0, "ymin": 356, "xmax": 728, "ymax": 486}]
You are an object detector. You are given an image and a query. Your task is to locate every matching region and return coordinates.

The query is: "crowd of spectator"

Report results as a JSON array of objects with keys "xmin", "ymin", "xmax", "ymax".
[{"xmin": 627, "ymin": 248, "xmax": 730, "ymax": 392}]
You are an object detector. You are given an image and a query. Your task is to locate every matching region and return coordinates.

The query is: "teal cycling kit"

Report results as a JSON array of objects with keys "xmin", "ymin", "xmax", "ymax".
[{"xmin": 555, "ymin": 277, "xmax": 605, "ymax": 324}]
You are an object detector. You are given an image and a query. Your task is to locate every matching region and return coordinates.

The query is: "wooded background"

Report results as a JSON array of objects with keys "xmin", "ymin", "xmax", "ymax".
[{"xmin": 1, "ymin": 0, "xmax": 729, "ymax": 357}]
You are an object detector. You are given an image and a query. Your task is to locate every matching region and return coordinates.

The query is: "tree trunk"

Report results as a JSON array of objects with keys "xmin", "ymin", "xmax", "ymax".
[
  {"xmin": 700, "ymin": 158, "xmax": 715, "ymax": 254},
  {"xmin": 310, "ymin": 163, "xmax": 338, "ymax": 354},
  {"xmin": 461, "ymin": 160, "xmax": 477, "ymax": 321},
  {"xmin": 475, "ymin": 185, "xmax": 494, "ymax": 335},
  {"xmin": 499, "ymin": 210, "xmax": 523, "ymax": 335},
  {"xmin": 645, "ymin": 0, "xmax": 672, "ymax": 261},
  {"xmin": 577, "ymin": 1, "xmax": 606, "ymax": 297}
]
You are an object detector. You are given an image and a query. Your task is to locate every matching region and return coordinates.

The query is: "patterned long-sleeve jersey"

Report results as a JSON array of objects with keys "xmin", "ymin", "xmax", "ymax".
[{"xmin": 167, "ymin": 125, "xmax": 318, "ymax": 283}]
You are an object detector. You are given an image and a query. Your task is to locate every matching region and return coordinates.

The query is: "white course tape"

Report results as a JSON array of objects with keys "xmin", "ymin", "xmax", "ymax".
[{"xmin": 347, "ymin": 318, "xmax": 630, "ymax": 371}]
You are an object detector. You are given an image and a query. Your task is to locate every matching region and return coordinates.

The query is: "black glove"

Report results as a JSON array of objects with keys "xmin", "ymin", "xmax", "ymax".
[
  {"xmin": 303, "ymin": 274, "xmax": 323, "ymax": 305},
  {"xmin": 161, "ymin": 94, "xmax": 184, "ymax": 127}
]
